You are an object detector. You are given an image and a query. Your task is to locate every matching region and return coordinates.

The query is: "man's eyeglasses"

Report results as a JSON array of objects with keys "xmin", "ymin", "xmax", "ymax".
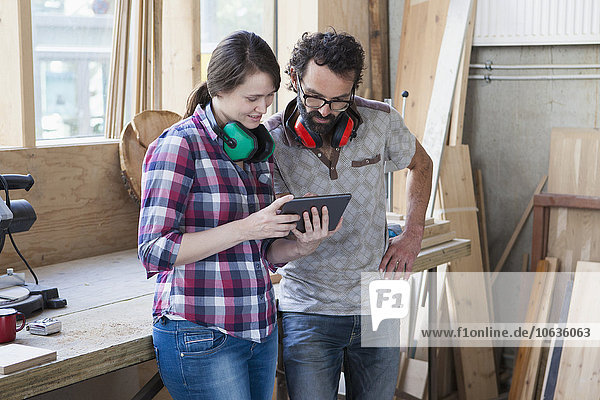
[{"xmin": 296, "ymin": 76, "xmax": 354, "ymax": 112}]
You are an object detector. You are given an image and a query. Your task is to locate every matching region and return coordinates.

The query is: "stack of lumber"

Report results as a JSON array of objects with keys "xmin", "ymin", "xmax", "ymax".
[
  {"xmin": 391, "ymin": 0, "xmax": 498, "ymax": 399},
  {"xmin": 509, "ymin": 128, "xmax": 600, "ymax": 399}
]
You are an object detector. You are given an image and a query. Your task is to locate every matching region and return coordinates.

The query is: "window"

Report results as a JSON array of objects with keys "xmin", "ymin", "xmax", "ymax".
[
  {"xmin": 31, "ymin": 0, "xmax": 115, "ymax": 141},
  {"xmin": 200, "ymin": 0, "xmax": 274, "ymax": 82}
]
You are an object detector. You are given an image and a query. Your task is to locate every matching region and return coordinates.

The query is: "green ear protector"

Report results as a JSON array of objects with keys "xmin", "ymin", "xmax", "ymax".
[{"xmin": 205, "ymin": 102, "xmax": 275, "ymax": 163}]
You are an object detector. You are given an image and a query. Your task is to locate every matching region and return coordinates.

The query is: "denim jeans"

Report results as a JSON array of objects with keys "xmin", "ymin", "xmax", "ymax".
[
  {"xmin": 281, "ymin": 312, "xmax": 400, "ymax": 400},
  {"xmin": 152, "ymin": 317, "xmax": 277, "ymax": 400}
]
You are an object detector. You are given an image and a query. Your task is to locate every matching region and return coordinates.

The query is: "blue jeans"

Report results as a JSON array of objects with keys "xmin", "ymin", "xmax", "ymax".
[
  {"xmin": 281, "ymin": 313, "xmax": 400, "ymax": 400},
  {"xmin": 152, "ymin": 317, "xmax": 277, "ymax": 400}
]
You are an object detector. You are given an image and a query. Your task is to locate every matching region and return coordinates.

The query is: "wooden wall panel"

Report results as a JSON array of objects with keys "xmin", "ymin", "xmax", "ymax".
[
  {"xmin": 547, "ymin": 128, "xmax": 600, "ymax": 271},
  {"xmin": 0, "ymin": 143, "xmax": 139, "ymax": 269}
]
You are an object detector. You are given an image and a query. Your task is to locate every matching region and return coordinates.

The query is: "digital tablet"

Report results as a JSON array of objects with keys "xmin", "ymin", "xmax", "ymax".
[{"xmin": 281, "ymin": 193, "xmax": 352, "ymax": 233}]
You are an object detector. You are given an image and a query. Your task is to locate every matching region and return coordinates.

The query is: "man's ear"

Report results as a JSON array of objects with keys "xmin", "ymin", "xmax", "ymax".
[{"xmin": 290, "ymin": 69, "xmax": 298, "ymax": 91}]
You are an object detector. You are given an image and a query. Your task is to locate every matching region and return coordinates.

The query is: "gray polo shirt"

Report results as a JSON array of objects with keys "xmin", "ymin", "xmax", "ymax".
[{"xmin": 265, "ymin": 96, "xmax": 416, "ymax": 315}]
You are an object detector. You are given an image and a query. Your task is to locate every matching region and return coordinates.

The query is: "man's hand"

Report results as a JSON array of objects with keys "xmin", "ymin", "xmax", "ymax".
[
  {"xmin": 378, "ymin": 226, "xmax": 424, "ymax": 279},
  {"xmin": 290, "ymin": 206, "xmax": 343, "ymax": 257}
]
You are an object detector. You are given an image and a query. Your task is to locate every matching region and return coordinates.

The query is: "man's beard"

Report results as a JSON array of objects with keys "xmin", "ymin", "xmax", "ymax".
[{"xmin": 297, "ymin": 96, "xmax": 336, "ymax": 136}]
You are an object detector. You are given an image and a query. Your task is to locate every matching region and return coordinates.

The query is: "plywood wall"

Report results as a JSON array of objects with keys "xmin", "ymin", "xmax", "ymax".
[{"xmin": 0, "ymin": 143, "xmax": 139, "ymax": 269}]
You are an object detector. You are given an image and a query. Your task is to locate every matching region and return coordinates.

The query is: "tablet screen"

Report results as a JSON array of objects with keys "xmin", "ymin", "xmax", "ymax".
[{"xmin": 280, "ymin": 194, "xmax": 352, "ymax": 232}]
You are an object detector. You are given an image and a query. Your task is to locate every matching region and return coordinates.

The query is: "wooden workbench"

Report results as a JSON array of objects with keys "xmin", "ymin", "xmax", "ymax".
[
  {"xmin": 0, "ymin": 238, "xmax": 470, "ymax": 400},
  {"xmin": 0, "ymin": 250, "xmax": 154, "ymax": 400}
]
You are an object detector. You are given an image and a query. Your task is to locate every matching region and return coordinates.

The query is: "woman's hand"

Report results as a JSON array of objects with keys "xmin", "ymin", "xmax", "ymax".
[
  {"xmin": 241, "ymin": 195, "xmax": 300, "ymax": 241},
  {"xmin": 289, "ymin": 205, "xmax": 343, "ymax": 257}
]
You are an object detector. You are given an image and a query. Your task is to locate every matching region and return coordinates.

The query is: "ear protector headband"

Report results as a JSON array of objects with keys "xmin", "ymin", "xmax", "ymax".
[
  {"xmin": 205, "ymin": 102, "xmax": 274, "ymax": 162},
  {"xmin": 285, "ymin": 101, "xmax": 360, "ymax": 149}
]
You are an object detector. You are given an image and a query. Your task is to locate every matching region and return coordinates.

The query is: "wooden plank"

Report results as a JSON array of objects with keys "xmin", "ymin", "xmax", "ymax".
[
  {"xmin": 420, "ymin": 231, "xmax": 456, "ymax": 250},
  {"xmin": 436, "ymin": 145, "xmax": 497, "ymax": 399},
  {"xmin": 0, "ymin": 344, "xmax": 56, "ymax": 375},
  {"xmin": 436, "ymin": 145, "xmax": 482, "ymax": 273},
  {"xmin": 393, "ymin": 0, "xmax": 450, "ymax": 140},
  {"xmin": 397, "ymin": 357, "xmax": 428, "ymax": 399},
  {"xmin": 368, "ymin": 0, "xmax": 390, "ymax": 101},
  {"xmin": 421, "ymin": 0, "xmax": 474, "ymax": 215},
  {"xmin": 0, "ymin": 144, "xmax": 139, "ymax": 268},
  {"xmin": 508, "ymin": 257, "xmax": 558, "ymax": 400},
  {"xmin": 0, "ymin": 0, "xmax": 35, "ymax": 147},
  {"xmin": 474, "ymin": 169, "xmax": 490, "ymax": 272},
  {"xmin": 554, "ymin": 261, "xmax": 600, "ymax": 399},
  {"xmin": 492, "ymin": 175, "xmax": 547, "ymax": 275},
  {"xmin": 392, "ymin": 0, "xmax": 450, "ymax": 215},
  {"xmin": 547, "ymin": 128, "xmax": 600, "ymax": 272},
  {"xmin": 387, "ymin": 213, "xmax": 435, "ymax": 225},
  {"xmin": 152, "ymin": 0, "xmax": 163, "ymax": 109},
  {"xmin": 445, "ymin": 271, "xmax": 498, "ymax": 400},
  {"xmin": 162, "ymin": 0, "xmax": 202, "ymax": 115},
  {"xmin": 105, "ymin": 0, "xmax": 132, "ymax": 139},
  {"xmin": 412, "ymin": 239, "xmax": 470, "ymax": 274},
  {"xmin": 521, "ymin": 253, "xmax": 529, "ymax": 272},
  {"xmin": 387, "ymin": 214, "xmax": 446, "ymax": 239},
  {"xmin": 541, "ymin": 279, "xmax": 573, "ymax": 400},
  {"xmin": 448, "ymin": 0, "xmax": 477, "ymax": 146}
]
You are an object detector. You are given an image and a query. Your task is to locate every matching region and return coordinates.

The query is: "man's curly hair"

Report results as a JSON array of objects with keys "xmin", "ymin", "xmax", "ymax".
[{"xmin": 285, "ymin": 30, "xmax": 365, "ymax": 92}]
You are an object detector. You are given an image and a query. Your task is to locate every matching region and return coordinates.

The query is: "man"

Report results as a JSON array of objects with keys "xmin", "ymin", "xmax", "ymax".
[{"xmin": 264, "ymin": 31, "xmax": 432, "ymax": 399}]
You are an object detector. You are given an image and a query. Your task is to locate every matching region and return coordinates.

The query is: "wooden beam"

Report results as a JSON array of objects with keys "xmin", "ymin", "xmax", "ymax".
[
  {"xmin": 0, "ymin": 0, "xmax": 35, "ymax": 147},
  {"xmin": 152, "ymin": 0, "xmax": 163, "ymax": 110},
  {"xmin": 534, "ymin": 192, "xmax": 600, "ymax": 210},
  {"xmin": 368, "ymin": 0, "xmax": 390, "ymax": 101},
  {"xmin": 105, "ymin": 0, "xmax": 132, "ymax": 139},
  {"xmin": 508, "ymin": 258, "xmax": 557, "ymax": 400},
  {"xmin": 492, "ymin": 175, "xmax": 547, "ymax": 275},
  {"xmin": 162, "ymin": 0, "xmax": 202, "ymax": 115},
  {"xmin": 475, "ymin": 169, "xmax": 490, "ymax": 272},
  {"xmin": 448, "ymin": 0, "xmax": 477, "ymax": 146}
]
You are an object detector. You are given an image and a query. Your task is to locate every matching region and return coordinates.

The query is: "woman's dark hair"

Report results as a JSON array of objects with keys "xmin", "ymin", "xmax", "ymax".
[
  {"xmin": 285, "ymin": 30, "xmax": 365, "ymax": 92},
  {"xmin": 184, "ymin": 30, "xmax": 280, "ymax": 118}
]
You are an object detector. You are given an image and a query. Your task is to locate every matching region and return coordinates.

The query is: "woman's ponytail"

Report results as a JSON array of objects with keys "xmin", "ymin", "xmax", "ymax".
[{"xmin": 184, "ymin": 82, "xmax": 211, "ymax": 118}]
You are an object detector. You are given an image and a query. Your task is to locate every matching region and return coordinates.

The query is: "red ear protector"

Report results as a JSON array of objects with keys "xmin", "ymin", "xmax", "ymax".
[{"xmin": 285, "ymin": 102, "xmax": 360, "ymax": 149}]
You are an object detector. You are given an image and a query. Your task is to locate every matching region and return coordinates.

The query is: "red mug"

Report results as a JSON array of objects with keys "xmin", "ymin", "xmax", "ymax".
[{"xmin": 0, "ymin": 308, "xmax": 26, "ymax": 343}]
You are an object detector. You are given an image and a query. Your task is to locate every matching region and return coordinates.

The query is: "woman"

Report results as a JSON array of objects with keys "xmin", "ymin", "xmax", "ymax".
[{"xmin": 138, "ymin": 31, "xmax": 338, "ymax": 400}]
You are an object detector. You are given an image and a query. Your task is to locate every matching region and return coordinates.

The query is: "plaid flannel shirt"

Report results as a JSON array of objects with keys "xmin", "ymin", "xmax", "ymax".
[{"xmin": 138, "ymin": 104, "xmax": 278, "ymax": 342}]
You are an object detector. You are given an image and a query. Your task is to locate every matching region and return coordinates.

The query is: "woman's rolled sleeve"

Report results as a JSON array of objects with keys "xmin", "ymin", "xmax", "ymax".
[{"xmin": 138, "ymin": 130, "xmax": 195, "ymax": 277}]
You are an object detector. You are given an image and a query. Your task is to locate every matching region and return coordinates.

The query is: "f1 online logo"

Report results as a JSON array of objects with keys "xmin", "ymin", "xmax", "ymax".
[{"xmin": 369, "ymin": 279, "xmax": 410, "ymax": 331}]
